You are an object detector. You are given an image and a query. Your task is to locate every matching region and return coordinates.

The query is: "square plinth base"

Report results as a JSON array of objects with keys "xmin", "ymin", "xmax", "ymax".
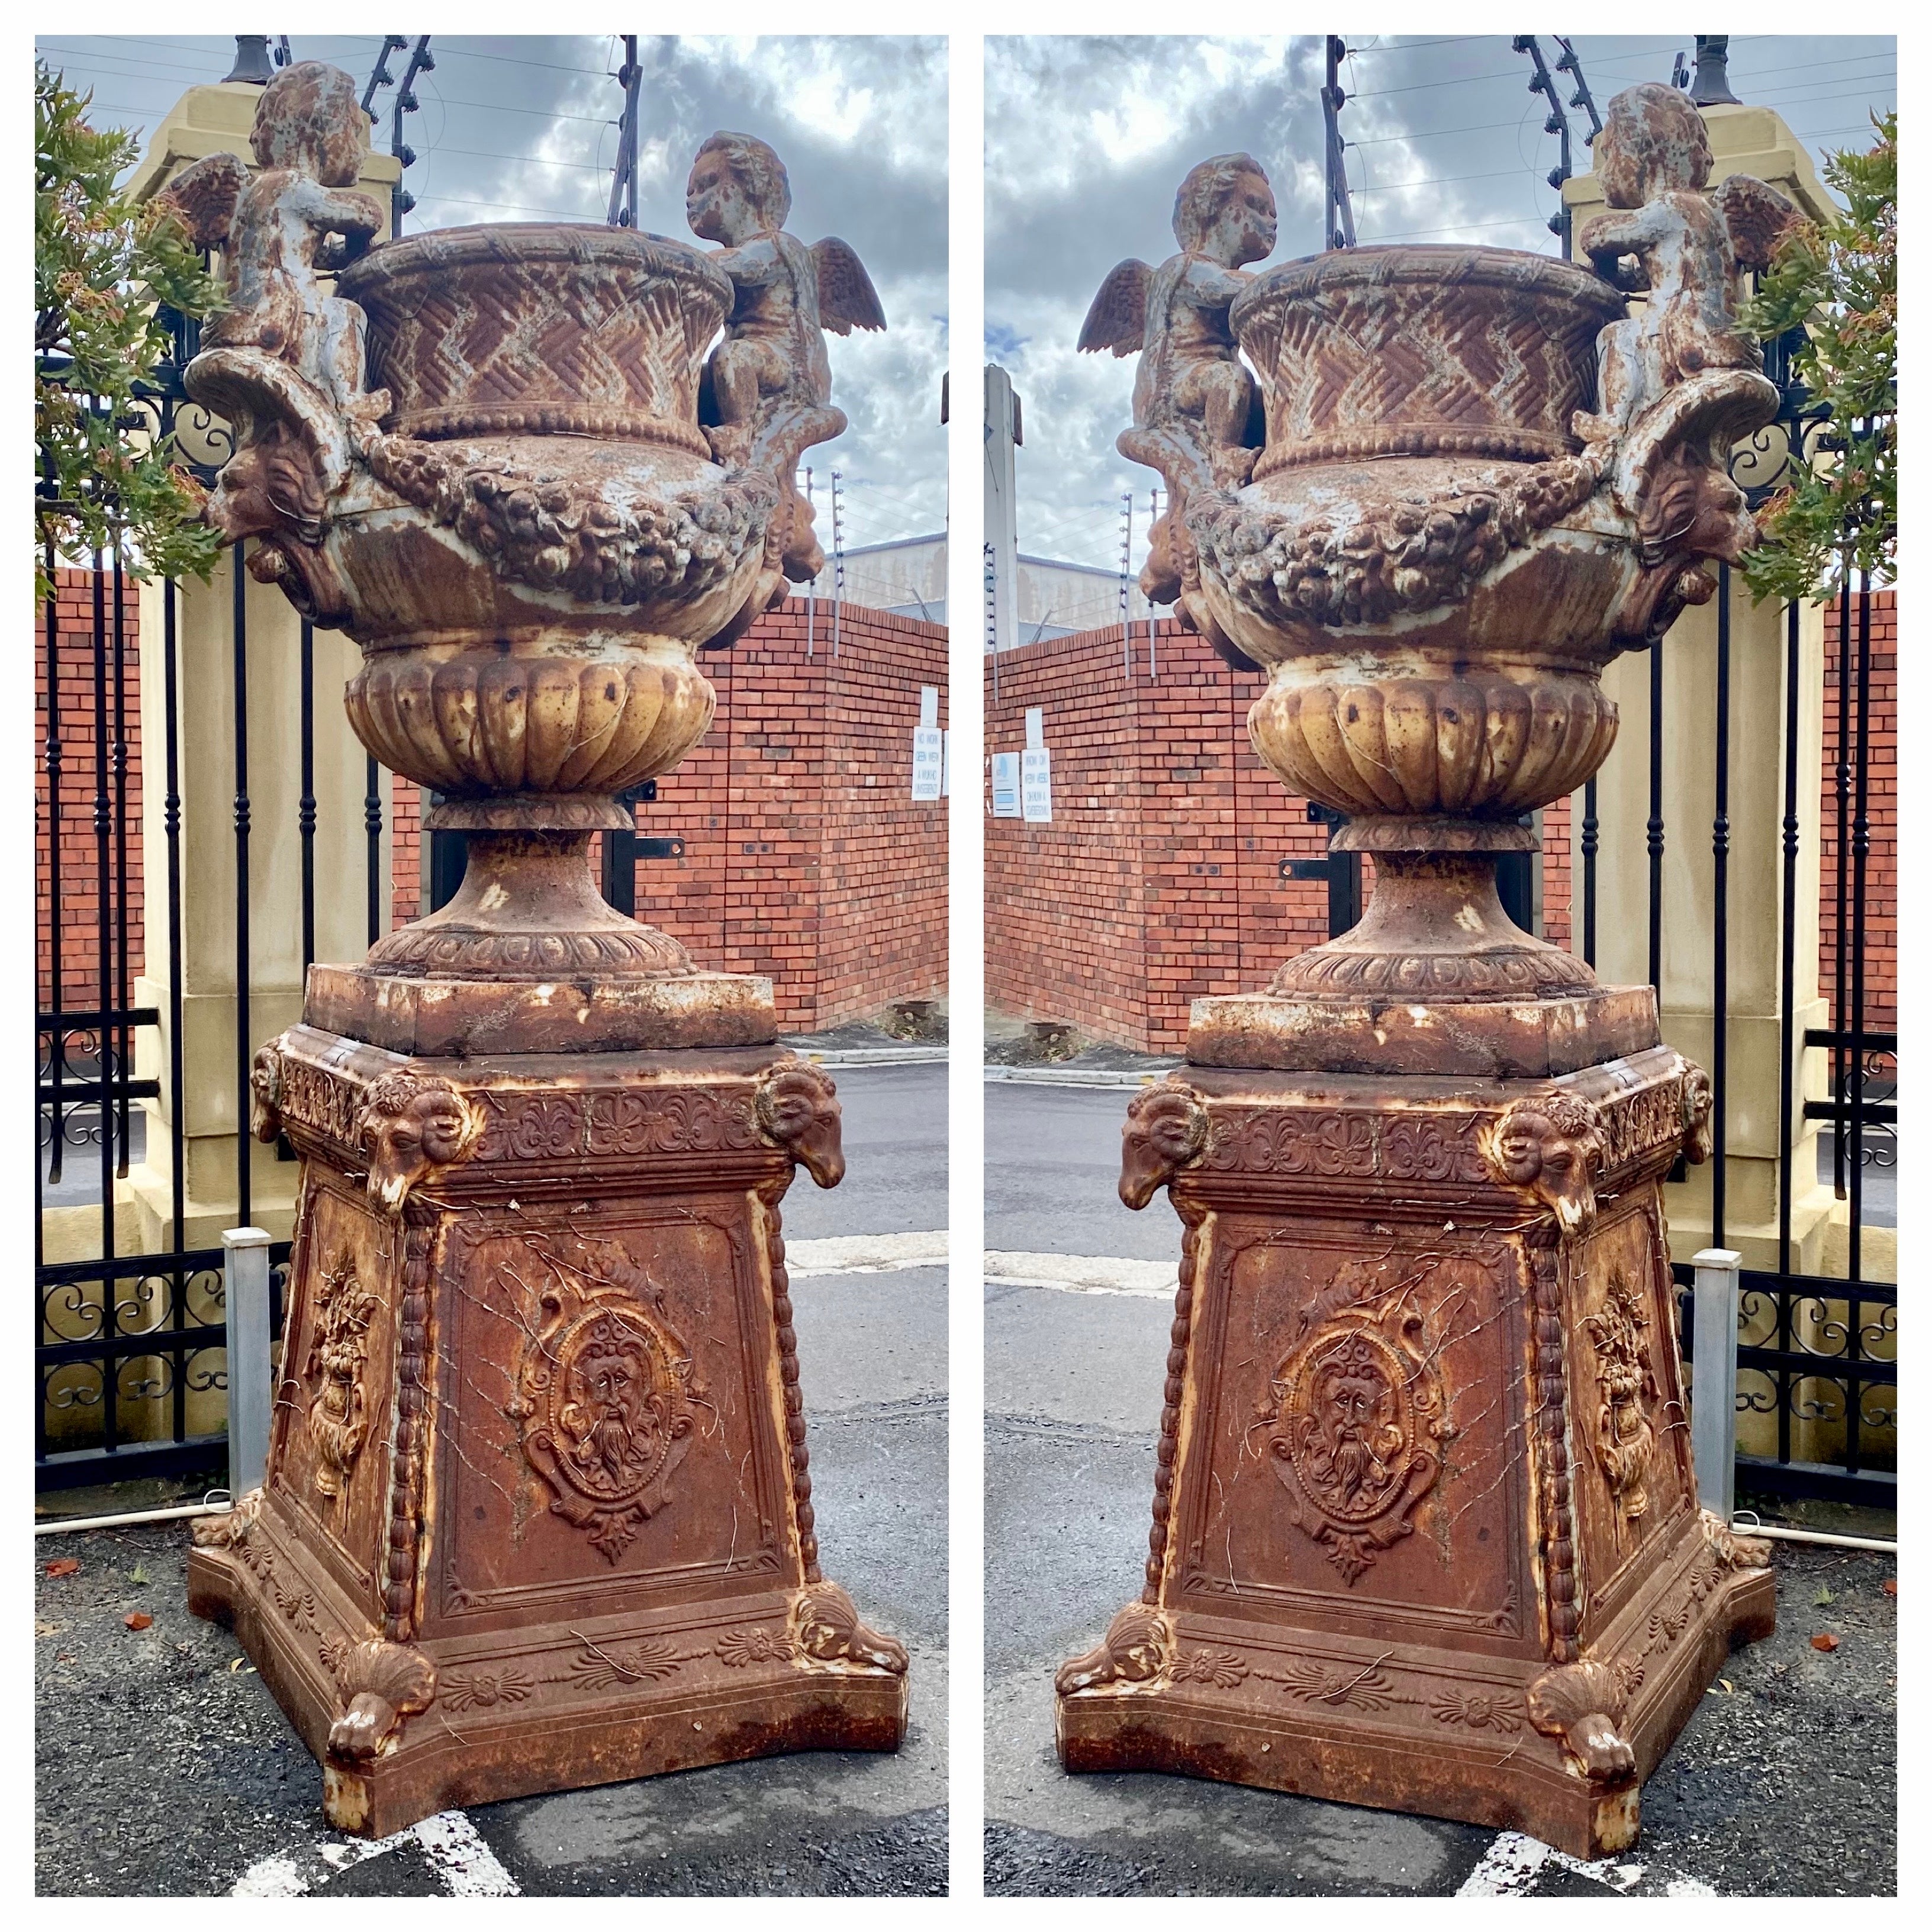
[
  {"xmin": 1060, "ymin": 1049, "xmax": 1775, "ymax": 1861},
  {"xmin": 198, "ymin": 1022, "xmax": 906, "ymax": 1835},
  {"xmin": 190, "ymin": 1532, "xmax": 906, "ymax": 1839},
  {"xmin": 1056, "ymin": 1527, "xmax": 1773, "ymax": 1860}
]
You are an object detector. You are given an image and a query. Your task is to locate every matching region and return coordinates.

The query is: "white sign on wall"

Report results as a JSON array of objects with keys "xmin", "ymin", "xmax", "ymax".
[
  {"xmin": 912, "ymin": 727, "xmax": 944, "ymax": 800},
  {"xmin": 990, "ymin": 752, "xmax": 1021, "ymax": 817},
  {"xmin": 911, "ymin": 687, "xmax": 942, "ymax": 801},
  {"xmin": 1021, "ymin": 746, "xmax": 1052, "ymax": 823}
]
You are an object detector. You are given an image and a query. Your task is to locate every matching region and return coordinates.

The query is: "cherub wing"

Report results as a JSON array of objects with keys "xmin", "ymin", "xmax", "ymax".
[
  {"xmin": 1078, "ymin": 260, "xmax": 1152, "ymax": 358},
  {"xmin": 151, "ymin": 152, "xmax": 247, "ymax": 252},
  {"xmin": 812, "ymin": 238, "xmax": 887, "ymax": 335},
  {"xmin": 1716, "ymin": 172, "xmax": 1801, "ymax": 272}
]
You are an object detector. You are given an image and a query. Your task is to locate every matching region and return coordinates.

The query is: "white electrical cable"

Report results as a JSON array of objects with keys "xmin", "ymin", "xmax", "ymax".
[
  {"xmin": 1731, "ymin": 1513, "xmax": 1896, "ymax": 1555},
  {"xmin": 35, "ymin": 1491, "xmax": 231, "ymax": 1537}
]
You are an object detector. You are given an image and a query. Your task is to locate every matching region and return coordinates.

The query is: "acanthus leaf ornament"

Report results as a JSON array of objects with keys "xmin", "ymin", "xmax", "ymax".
[
  {"xmin": 508, "ymin": 1237, "xmax": 701, "ymax": 1564},
  {"xmin": 1261, "ymin": 1259, "xmax": 1453, "ymax": 1585}
]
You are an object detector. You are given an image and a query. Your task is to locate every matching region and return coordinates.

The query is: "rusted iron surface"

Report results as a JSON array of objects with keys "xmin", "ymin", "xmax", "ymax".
[
  {"xmin": 1087, "ymin": 116, "xmax": 1795, "ymax": 1028},
  {"xmin": 1075, "ymin": 131, "xmax": 1786, "ymax": 1837},
  {"xmin": 200, "ymin": 1029, "xmax": 906, "ymax": 1836},
  {"xmin": 172, "ymin": 65, "xmax": 887, "ymax": 995},
  {"xmin": 176, "ymin": 67, "xmax": 901, "ymax": 1833},
  {"xmin": 1064, "ymin": 1052, "xmax": 1773, "ymax": 1859}
]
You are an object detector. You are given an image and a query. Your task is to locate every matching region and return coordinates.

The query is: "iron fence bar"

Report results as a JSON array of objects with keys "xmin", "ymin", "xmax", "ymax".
[
  {"xmin": 300, "ymin": 619, "xmax": 316, "ymax": 975},
  {"xmin": 233, "ymin": 542, "xmax": 252, "ymax": 1228},
  {"xmin": 41, "ymin": 543, "xmax": 63, "ymax": 1199},
  {"xmin": 1846, "ymin": 562, "xmax": 1872, "ymax": 1471},
  {"xmin": 164, "ymin": 576, "xmax": 187, "ymax": 1447},
  {"xmin": 34, "ymin": 1007, "xmax": 160, "ymax": 1030},
  {"xmin": 1711, "ymin": 565, "xmax": 1731, "ymax": 1249},
  {"xmin": 1777, "ymin": 597, "xmax": 1801, "ymax": 1280},
  {"xmin": 112, "ymin": 542, "xmax": 131, "ymax": 1181},
  {"xmin": 1581, "ymin": 776, "xmax": 1598, "ymax": 968},
  {"xmin": 91, "ymin": 549, "xmax": 117, "ymax": 1461},
  {"xmin": 366, "ymin": 755, "xmax": 382, "ymax": 946},
  {"xmin": 1850, "ymin": 559, "xmax": 1870, "ymax": 1282},
  {"xmin": 1647, "ymin": 639, "xmax": 1664, "ymax": 996},
  {"xmin": 1804, "ymin": 1027, "xmax": 1898, "ymax": 1052},
  {"xmin": 1832, "ymin": 555, "xmax": 1850, "ymax": 1197}
]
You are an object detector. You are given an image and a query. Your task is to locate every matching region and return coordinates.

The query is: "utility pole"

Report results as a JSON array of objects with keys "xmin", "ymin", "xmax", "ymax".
[
  {"xmin": 607, "ymin": 36, "xmax": 642, "ymax": 228},
  {"xmin": 1321, "ymin": 36, "xmax": 1356, "ymax": 250},
  {"xmin": 983, "ymin": 365, "xmax": 1021, "ymax": 657}
]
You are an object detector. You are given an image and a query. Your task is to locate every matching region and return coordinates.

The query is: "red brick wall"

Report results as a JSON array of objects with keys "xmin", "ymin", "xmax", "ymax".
[
  {"xmin": 391, "ymin": 777, "xmax": 420, "ymax": 928},
  {"xmin": 1820, "ymin": 589, "xmax": 1897, "ymax": 1033},
  {"xmin": 986, "ymin": 618, "xmax": 1574, "ymax": 1055},
  {"xmin": 37, "ymin": 580, "xmax": 944, "ymax": 1038},
  {"xmin": 36, "ymin": 569, "xmax": 144, "ymax": 1013},
  {"xmin": 985, "ymin": 620, "xmax": 1325, "ymax": 1054},
  {"xmin": 633, "ymin": 602, "xmax": 948, "ymax": 1032}
]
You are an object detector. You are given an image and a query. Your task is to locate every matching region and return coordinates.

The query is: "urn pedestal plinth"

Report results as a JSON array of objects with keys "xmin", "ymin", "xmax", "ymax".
[
  {"xmin": 192, "ymin": 1022, "xmax": 905, "ymax": 1836},
  {"xmin": 1056, "ymin": 1050, "xmax": 1774, "ymax": 1860}
]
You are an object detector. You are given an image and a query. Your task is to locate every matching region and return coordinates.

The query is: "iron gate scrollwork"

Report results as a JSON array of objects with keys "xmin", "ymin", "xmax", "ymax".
[
  {"xmin": 35, "ymin": 301, "xmax": 359, "ymax": 1489},
  {"xmin": 1627, "ymin": 320, "xmax": 1897, "ymax": 1512}
]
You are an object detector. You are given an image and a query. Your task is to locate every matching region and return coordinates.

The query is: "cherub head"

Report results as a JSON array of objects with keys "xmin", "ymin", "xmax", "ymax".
[
  {"xmin": 1172, "ymin": 152, "xmax": 1276, "ymax": 268},
  {"xmin": 1595, "ymin": 82, "xmax": 1713, "ymax": 211},
  {"xmin": 250, "ymin": 60, "xmax": 368, "ymax": 188},
  {"xmin": 687, "ymin": 131, "xmax": 792, "ymax": 246}
]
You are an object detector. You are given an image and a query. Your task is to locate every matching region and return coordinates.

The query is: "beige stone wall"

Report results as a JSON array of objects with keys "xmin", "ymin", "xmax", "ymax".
[{"xmin": 1563, "ymin": 102, "xmax": 1887, "ymax": 1286}]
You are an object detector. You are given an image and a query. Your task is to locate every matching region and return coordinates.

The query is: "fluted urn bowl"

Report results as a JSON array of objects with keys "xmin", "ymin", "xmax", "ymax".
[
  {"xmin": 1192, "ymin": 247, "xmax": 1637, "ymax": 828},
  {"xmin": 315, "ymin": 225, "xmax": 772, "ymax": 818}
]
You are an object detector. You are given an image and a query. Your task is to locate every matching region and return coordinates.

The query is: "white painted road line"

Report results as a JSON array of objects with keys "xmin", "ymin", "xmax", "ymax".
[
  {"xmin": 785, "ymin": 1230, "xmax": 949, "ymax": 1276},
  {"xmin": 1455, "ymin": 1829, "xmax": 1711, "ymax": 1898},
  {"xmin": 412, "ymin": 1810, "xmax": 521, "ymax": 1896},
  {"xmin": 983, "ymin": 1251, "xmax": 1178, "ymax": 1298},
  {"xmin": 231, "ymin": 1810, "xmax": 520, "ymax": 1897}
]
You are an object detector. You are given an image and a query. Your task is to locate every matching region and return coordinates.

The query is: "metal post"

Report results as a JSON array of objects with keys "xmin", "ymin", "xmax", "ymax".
[
  {"xmin": 803, "ymin": 468, "xmax": 815, "ymax": 659},
  {"xmin": 1513, "ymin": 36, "xmax": 1575, "ymax": 256},
  {"xmin": 607, "ymin": 37, "xmax": 642, "ymax": 228},
  {"xmin": 1148, "ymin": 488, "xmax": 1161, "ymax": 681},
  {"xmin": 1322, "ymin": 37, "xmax": 1356, "ymax": 250},
  {"xmin": 1119, "ymin": 492, "xmax": 1133, "ymax": 680},
  {"xmin": 1690, "ymin": 1247, "xmax": 1742, "ymax": 1521},
  {"xmin": 223, "ymin": 1225, "xmax": 273, "ymax": 1498},
  {"xmin": 389, "ymin": 36, "xmax": 433, "ymax": 237},
  {"xmin": 829, "ymin": 470, "xmax": 845, "ymax": 661}
]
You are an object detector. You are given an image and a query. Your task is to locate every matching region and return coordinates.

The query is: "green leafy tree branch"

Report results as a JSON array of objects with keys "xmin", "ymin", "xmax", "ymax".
[
  {"xmin": 35, "ymin": 59, "xmax": 226, "ymax": 604},
  {"xmin": 1740, "ymin": 111, "xmax": 1896, "ymax": 606}
]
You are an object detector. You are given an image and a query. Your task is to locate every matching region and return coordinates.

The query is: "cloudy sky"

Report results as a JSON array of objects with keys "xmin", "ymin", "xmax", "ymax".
[
  {"xmin": 37, "ymin": 32, "xmax": 947, "ymax": 549},
  {"xmin": 987, "ymin": 33, "xmax": 1896, "ymax": 576}
]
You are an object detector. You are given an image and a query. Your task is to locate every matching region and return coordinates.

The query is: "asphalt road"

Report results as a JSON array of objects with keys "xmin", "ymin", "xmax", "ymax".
[
  {"xmin": 35, "ymin": 1062, "xmax": 947, "ymax": 1898},
  {"xmin": 984, "ymin": 1078, "xmax": 1898, "ymax": 1898}
]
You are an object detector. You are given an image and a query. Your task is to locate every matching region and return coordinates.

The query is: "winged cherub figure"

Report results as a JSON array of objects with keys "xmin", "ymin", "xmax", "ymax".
[
  {"xmin": 687, "ymin": 131, "xmax": 886, "ymax": 583},
  {"xmin": 1078, "ymin": 153, "xmax": 1276, "ymax": 606},
  {"xmin": 155, "ymin": 60, "xmax": 388, "ymax": 421},
  {"xmin": 1572, "ymin": 82, "xmax": 1798, "ymax": 447}
]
